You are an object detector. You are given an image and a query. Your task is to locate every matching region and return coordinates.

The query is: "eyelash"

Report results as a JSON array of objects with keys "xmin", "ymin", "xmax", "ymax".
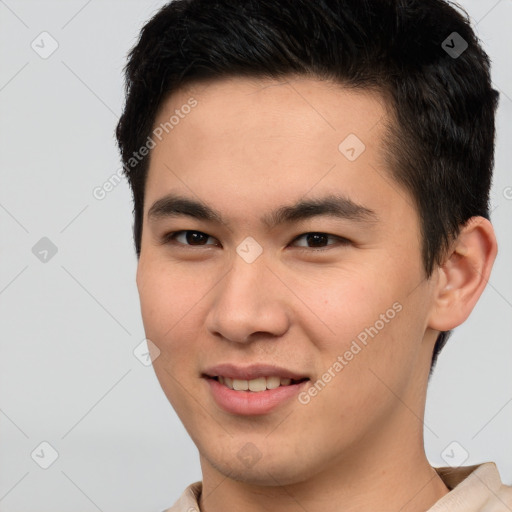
[{"xmin": 160, "ymin": 230, "xmax": 351, "ymax": 252}]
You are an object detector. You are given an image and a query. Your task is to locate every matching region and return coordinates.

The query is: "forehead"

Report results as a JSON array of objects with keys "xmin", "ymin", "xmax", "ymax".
[{"xmin": 152, "ymin": 76, "xmax": 389, "ymax": 151}]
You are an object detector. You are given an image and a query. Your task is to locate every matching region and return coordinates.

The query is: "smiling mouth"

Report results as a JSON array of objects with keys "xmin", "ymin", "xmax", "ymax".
[{"xmin": 209, "ymin": 375, "xmax": 309, "ymax": 392}]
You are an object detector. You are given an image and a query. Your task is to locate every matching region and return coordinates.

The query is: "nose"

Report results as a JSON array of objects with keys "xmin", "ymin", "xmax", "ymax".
[{"xmin": 205, "ymin": 255, "xmax": 290, "ymax": 344}]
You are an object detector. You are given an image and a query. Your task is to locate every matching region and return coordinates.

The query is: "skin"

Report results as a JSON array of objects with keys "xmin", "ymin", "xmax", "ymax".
[{"xmin": 136, "ymin": 76, "xmax": 497, "ymax": 512}]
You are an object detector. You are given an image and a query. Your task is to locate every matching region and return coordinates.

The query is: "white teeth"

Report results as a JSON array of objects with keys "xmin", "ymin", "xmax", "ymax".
[
  {"xmin": 233, "ymin": 379, "xmax": 249, "ymax": 391},
  {"xmin": 217, "ymin": 376, "xmax": 301, "ymax": 392},
  {"xmin": 248, "ymin": 377, "xmax": 266, "ymax": 392},
  {"xmin": 266, "ymin": 376, "xmax": 281, "ymax": 389}
]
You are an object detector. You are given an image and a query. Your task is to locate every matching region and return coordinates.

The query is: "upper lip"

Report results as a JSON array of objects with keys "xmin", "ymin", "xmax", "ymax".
[{"xmin": 203, "ymin": 363, "xmax": 309, "ymax": 381}]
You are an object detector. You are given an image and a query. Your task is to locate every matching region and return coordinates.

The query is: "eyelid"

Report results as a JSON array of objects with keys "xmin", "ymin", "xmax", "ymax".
[
  {"xmin": 161, "ymin": 230, "xmax": 220, "ymax": 247},
  {"xmin": 161, "ymin": 230, "xmax": 351, "ymax": 250},
  {"xmin": 290, "ymin": 232, "xmax": 350, "ymax": 249}
]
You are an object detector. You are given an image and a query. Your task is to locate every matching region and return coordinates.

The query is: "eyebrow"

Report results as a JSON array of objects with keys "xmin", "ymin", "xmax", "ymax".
[{"xmin": 147, "ymin": 193, "xmax": 379, "ymax": 229}]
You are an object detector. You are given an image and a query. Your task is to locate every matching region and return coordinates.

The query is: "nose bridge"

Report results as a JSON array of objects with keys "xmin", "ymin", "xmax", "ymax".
[{"xmin": 205, "ymin": 252, "xmax": 289, "ymax": 343}]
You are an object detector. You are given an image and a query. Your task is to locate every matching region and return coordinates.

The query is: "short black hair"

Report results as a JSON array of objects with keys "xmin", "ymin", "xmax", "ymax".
[{"xmin": 115, "ymin": 0, "xmax": 499, "ymax": 371}]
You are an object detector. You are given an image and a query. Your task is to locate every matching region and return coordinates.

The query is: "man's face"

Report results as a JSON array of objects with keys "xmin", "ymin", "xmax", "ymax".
[{"xmin": 137, "ymin": 77, "xmax": 440, "ymax": 485}]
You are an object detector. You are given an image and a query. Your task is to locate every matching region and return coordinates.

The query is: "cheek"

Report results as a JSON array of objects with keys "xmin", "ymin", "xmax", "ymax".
[
  {"xmin": 136, "ymin": 260, "xmax": 210, "ymax": 410},
  {"xmin": 296, "ymin": 264, "xmax": 395, "ymax": 349},
  {"xmin": 299, "ymin": 262, "xmax": 422, "ymax": 391},
  {"xmin": 137, "ymin": 259, "xmax": 209, "ymax": 351}
]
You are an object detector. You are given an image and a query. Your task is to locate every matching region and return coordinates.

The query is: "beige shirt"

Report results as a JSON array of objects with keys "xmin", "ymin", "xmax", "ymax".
[{"xmin": 163, "ymin": 462, "xmax": 512, "ymax": 511}]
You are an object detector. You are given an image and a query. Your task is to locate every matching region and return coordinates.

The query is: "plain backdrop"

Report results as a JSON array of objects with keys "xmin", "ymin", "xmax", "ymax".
[{"xmin": 0, "ymin": 0, "xmax": 511, "ymax": 511}]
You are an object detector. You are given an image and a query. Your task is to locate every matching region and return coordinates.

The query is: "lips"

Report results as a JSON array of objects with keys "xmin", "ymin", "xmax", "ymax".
[{"xmin": 202, "ymin": 363, "xmax": 310, "ymax": 414}]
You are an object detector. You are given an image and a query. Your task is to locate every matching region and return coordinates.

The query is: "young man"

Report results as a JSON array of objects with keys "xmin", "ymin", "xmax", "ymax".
[{"xmin": 116, "ymin": 0, "xmax": 511, "ymax": 510}]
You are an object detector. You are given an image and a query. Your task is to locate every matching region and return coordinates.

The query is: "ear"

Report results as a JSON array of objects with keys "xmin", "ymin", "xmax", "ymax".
[{"xmin": 427, "ymin": 216, "xmax": 498, "ymax": 331}]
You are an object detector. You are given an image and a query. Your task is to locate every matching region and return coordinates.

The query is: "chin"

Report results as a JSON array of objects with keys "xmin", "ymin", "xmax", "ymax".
[{"xmin": 202, "ymin": 444, "xmax": 317, "ymax": 487}]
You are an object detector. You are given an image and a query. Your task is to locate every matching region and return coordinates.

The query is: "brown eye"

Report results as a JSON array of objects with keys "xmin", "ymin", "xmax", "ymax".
[
  {"xmin": 163, "ymin": 230, "xmax": 219, "ymax": 246},
  {"xmin": 291, "ymin": 232, "xmax": 350, "ymax": 250}
]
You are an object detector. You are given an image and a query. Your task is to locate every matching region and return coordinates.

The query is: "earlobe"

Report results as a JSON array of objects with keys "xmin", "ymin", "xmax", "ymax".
[{"xmin": 427, "ymin": 216, "xmax": 498, "ymax": 332}]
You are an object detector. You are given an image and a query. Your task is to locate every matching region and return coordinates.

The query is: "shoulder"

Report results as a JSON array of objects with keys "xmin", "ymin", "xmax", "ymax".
[
  {"xmin": 429, "ymin": 462, "xmax": 512, "ymax": 511},
  {"xmin": 161, "ymin": 481, "xmax": 202, "ymax": 512}
]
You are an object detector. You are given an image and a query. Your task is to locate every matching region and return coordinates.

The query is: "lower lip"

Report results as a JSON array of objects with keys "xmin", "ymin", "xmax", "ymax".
[{"xmin": 205, "ymin": 377, "xmax": 309, "ymax": 416}]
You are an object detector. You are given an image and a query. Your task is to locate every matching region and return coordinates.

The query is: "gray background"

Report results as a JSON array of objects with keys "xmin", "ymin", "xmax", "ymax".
[{"xmin": 0, "ymin": 1, "xmax": 510, "ymax": 510}]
